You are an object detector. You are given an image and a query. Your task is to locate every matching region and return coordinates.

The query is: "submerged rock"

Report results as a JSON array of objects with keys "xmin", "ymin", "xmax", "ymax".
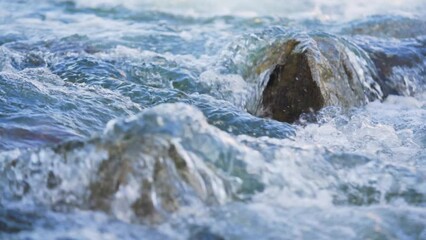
[
  {"xmin": 341, "ymin": 16, "xmax": 426, "ymax": 39},
  {"xmin": 354, "ymin": 37, "xmax": 426, "ymax": 96},
  {"xmin": 259, "ymin": 34, "xmax": 425, "ymax": 122},
  {"xmin": 0, "ymin": 103, "xmax": 264, "ymax": 224}
]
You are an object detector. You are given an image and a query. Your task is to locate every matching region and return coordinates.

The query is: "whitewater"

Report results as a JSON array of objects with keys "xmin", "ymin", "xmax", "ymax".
[{"xmin": 0, "ymin": 0, "xmax": 425, "ymax": 239}]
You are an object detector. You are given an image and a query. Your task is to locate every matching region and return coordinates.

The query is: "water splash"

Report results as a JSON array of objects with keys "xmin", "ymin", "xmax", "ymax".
[{"xmin": 1, "ymin": 0, "xmax": 425, "ymax": 239}]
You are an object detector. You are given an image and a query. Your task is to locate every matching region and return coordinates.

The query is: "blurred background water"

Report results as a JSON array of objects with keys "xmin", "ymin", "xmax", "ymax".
[{"xmin": 0, "ymin": 0, "xmax": 425, "ymax": 239}]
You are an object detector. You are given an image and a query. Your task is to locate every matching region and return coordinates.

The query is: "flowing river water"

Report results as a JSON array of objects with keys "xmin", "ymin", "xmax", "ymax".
[{"xmin": 0, "ymin": 0, "xmax": 426, "ymax": 239}]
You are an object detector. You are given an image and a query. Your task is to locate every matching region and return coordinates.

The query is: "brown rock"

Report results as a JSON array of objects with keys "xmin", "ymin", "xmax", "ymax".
[{"xmin": 260, "ymin": 36, "xmax": 380, "ymax": 122}]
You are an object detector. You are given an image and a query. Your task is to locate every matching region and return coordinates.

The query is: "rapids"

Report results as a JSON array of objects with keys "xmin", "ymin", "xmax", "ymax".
[{"xmin": 0, "ymin": 0, "xmax": 425, "ymax": 239}]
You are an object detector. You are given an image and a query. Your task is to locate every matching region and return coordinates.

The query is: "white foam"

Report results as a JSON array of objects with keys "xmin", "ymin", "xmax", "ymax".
[{"xmin": 69, "ymin": 0, "xmax": 426, "ymax": 20}]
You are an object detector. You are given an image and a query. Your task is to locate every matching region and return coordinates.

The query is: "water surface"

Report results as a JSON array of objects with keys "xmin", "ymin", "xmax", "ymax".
[{"xmin": 0, "ymin": 0, "xmax": 425, "ymax": 239}]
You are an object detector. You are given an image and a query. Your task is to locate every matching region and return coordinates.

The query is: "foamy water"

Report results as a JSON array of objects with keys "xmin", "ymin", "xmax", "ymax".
[{"xmin": 0, "ymin": 0, "xmax": 425, "ymax": 239}]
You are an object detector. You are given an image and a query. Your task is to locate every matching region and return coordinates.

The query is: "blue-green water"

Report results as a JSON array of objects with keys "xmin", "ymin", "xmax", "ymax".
[{"xmin": 0, "ymin": 0, "xmax": 426, "ymax": 239}]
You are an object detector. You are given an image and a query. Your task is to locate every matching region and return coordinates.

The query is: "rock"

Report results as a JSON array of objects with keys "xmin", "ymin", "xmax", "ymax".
[
  {"xmin": 260, "ymin": 34, "xmax": 425, "ymax": 123},
  {"xmin": 354, "ymin": 37, "xmax": 426, "ymax": 96},
  {"xmin": 189, "ymin": 226, "xmax": 225, "ymax": 240},
  {"xmin": 261, "ymin": 40, "xmax": 325, "ymax": 123},
  {"xmin": 341, "ymin": 16, "xmax": 426, "ymax": 39},
  {"xmin": 260, "ymin": 35, "xmax": 381, "ymax": 122}
]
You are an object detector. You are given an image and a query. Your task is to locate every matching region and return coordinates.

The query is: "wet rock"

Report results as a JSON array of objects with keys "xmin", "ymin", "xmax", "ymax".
[
  {"xmin": 260, "ymin": 34, "xmax": 425, "ymax": 123},
  {"xmin": 341, "ymin": 16, "xmax": 426, "ymax": 39},
  {"xmin": 261, "ymin": 40, "xmax": 325, "ymax": 123},
  {"xmin": 1, "ymin": 104, "xmax": 265, "ymax": 224},
  {"xmin": 260, "ymin": 35, "xmax": 381, "ymax": 122},
  {"xmin": 189, "ymin": 226, "xmax": 224, "ymax": 240},
  {"xmin": 354, "ymin": 37, "xmax": 426, "ymax": 96},
  {"xmin": 0, "ymin": 208, "xmax": 39, "ymax": 233},
  {"xmin": 89, "ymin": 137, "xmax": 227, "ymax": 224}
]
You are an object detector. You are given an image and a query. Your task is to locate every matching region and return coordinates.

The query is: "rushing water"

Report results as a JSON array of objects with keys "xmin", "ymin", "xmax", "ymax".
[{"xmin": 0, "ymin": 0, "xmax": 426, "ymax": 239}]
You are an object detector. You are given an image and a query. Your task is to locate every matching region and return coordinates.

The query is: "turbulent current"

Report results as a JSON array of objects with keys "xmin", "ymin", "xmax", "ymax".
[{"xmin": 0, "ymin": 0, "xmax": 426, "ymax": 239}]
